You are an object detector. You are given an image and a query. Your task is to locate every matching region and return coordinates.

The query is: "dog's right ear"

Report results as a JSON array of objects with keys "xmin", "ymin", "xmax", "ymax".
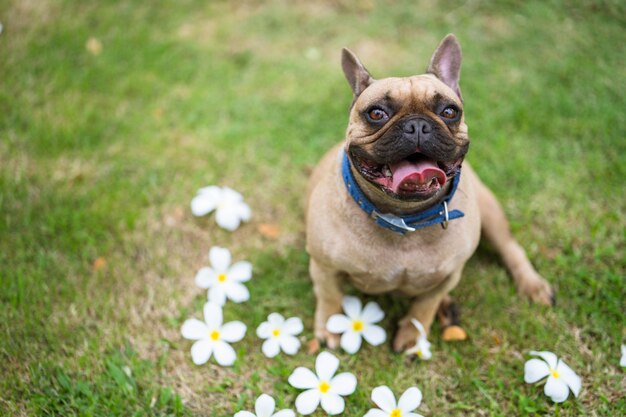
[{"xmin": 341, "ymin": 48, "xmax": 374, "ymax": 97}]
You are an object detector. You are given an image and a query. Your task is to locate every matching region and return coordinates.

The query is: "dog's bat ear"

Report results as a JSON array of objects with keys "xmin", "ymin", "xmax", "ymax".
[
  {"xmin": 341, "ymin": 48, "xmax": 374, "ymax": 97},
  {"xmin": 427, "ymin": 34, "xmax": 463, "ymax": 101}
]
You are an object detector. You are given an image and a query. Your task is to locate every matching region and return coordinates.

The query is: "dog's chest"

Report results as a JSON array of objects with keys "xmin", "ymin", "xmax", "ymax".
[{"xmin": 339, "ymin": 235, "xmax": 471, "ymax": 296}]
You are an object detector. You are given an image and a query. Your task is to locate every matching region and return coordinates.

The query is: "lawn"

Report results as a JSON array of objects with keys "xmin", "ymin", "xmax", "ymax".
[{"xmin": 1, "ymin": 0, "xmax": 624, "ymax": 415}]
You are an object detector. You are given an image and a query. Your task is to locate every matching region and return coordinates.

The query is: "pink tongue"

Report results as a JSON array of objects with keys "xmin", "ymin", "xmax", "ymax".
[{"xmin": 389, "ymin": 159, "xmax": 447, "ymax": 193}]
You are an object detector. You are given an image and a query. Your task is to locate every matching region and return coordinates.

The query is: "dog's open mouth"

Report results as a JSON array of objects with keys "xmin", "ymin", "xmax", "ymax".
[{"xmin": 351, "ymin": 152, "xmax": 463, "ymax": 199}]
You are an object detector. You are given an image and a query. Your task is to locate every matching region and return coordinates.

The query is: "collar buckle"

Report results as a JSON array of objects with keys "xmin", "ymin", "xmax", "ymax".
[
  {"xmin": 440, "ymin": 201, "xmax": 450, "ymax": 229},
  {"xmin": 372, "ymin": 211, "xmax": 416, "ymax": 233}
]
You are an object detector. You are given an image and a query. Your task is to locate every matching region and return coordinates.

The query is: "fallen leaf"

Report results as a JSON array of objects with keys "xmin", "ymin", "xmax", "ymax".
[
  {"xmin": 164, "ymin": 206, "xmax": 185, "ymax": 227},
  {"xmin": 442, "ymin": 325, "xmax": 467, "ymax": 342},
  {"xmin": 92, "ymin": 256, "xmax": 107, "ymax": 272},
  {"xmin": 86, "ymin": 37, "xmax": 103, "ymax": 55},
  {"xmin": 257, "ymin": 223, "xmax": 280, "ymax": 239}
]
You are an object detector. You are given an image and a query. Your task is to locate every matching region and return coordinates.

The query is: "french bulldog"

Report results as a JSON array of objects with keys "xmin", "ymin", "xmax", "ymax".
[{"xmin": 305, "ymin": 34, "xmax": 554, "ymax": 352}]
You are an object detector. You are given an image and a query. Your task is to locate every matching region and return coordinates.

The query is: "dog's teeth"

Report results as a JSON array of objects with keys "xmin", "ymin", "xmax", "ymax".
[{"xmin": 383, "ymin": 166, "xmax": 392, "ymax": 177}]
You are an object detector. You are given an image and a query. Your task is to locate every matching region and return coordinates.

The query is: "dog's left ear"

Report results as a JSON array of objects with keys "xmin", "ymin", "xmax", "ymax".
[{"xmin": 427, "ymin": 34, "xmax": 463, "ymax": 101}]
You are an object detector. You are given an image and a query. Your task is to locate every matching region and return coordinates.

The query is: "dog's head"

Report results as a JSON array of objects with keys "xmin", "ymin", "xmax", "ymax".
[{"xmin": 343, "ymin": 34, "xmax": 468, "ymax": 202}]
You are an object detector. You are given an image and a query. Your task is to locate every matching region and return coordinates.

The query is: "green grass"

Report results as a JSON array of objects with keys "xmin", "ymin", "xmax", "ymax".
[{"xmin": 1, "ymin": 0, "xmax": 624, "ymax": 415}]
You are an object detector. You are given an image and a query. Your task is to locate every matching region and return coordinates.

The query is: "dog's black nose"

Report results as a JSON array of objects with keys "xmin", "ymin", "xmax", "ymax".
[{"xmin": 403, "ymin": 118, "xmax": 432, "ymax": 141}]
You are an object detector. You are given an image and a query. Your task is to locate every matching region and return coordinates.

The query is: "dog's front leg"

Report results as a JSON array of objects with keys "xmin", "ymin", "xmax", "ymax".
[
  {"xmin": 310, "ymin": 258, "xmax": 344, "ymax": 348},
  {"xmin": 393, "ymin": 267, "xmax": 464, "ymax": 352}
]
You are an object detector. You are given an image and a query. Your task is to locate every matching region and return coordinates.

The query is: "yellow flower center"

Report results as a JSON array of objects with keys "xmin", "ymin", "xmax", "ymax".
[
  {"xmin": 390, "ymin": 410, "xmax": 402, "ymax": 417},
  {"xmin": 352, "ymin": 320, "xmax": 364, "ymax": 332},
  {"xmin": 210, "ymin": 330, "xmax": 220, "ymax": 341},
  {"xmin": 272, "ymin": 329, "xmax": 281, "ymax": 337},
  {"xmin": 415, "ymin": 349, "xmax": 423, "ymax": 358},
  {"xmin": 319, "ymin": 381, "xmax": 330, "ymax": 393},
  {"xmin": 551, "ymin": 369, "xmax": 560, "ymax": 378},
  {"xmin": 217, "ymin": 273, "xmax": 227, "ymax": 283}
]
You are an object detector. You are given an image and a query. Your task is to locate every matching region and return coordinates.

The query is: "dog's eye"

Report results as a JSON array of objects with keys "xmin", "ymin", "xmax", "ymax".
[
  {"xmin": 367, "ymin": 108, "xmax": 389, "ymax": 122},
  {"xmin": 440, "ymin": 106, "xmax": 459, "ymax": 120}
]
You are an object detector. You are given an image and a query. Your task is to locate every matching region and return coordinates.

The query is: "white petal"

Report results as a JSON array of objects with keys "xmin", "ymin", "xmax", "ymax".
[
  {"xmin": 236, "ymin": 201, "xmax": 251, "ymax": 221},
  {"xmin": 362, "ymin": 324, "xmax": 386, "ymax": 346},
  {"xmin": 194, "ymin": 267, "xmax": 214, "ymax": 289},
  {"xmin": 272, "ymin": 411, "xmax": 295, "ymax": 417},
  {"xmin": 321, "ymin": 393, "xmax": 345, "ymax": 415},
  {"xmin": 257, "ymin": 321, "xmax": 273, "ymax": 339},
  {"xmin": 524, "ymin": 359, "xmax": 551, "ymax": 383},
  {"xmin": 225, "ymin": 282, "xmax": 250, "ymax": 303},
  {"xmin": 221, "ymin": 186, "xmax": 244, "ymax": 202},
  {"xmin": 316, "ymin": 351, "xmax": 340, "ymax": 381},
  {"xmin": 213, "ymin": 340, "xmax": 237, "ymax": 366},
  {"xmin": 544, "ymin": 376, "xmax": 570, "ymax": 403},
  {"xmin": 283, "ymin": 317, "xmax": 304, "ymax": 335},
  {"xmin": 363, "ymin": 410, "xmax": 388, "ymax": 417},
  {"xmin": 529, "ymin": 350, "xmax": 558, "ymax": 370},
  {"xmin": 233, "ymin": 412, "xmax": 256, "ymax": 417},
  {"xmin": 255, "ymin": 393, "xmax": 275, "ymax": 417},
  {"xmin": 229, "ymin": 261, "xmax": 253, "ymax": 282},
  {"xmin": 410, "ymin": 319, "xmax": 427, "ymax": 338},
  {"xmin": 203, "ymin": 302, "xmax": 223, "ymax": 328},
  {"xmin": 556, "ymin": 359, "xmax": 581, "ymax": 398},
  {"xmin": 398, "ymin": 387, "xmax": 422, "ymax": 412},
  {"xmin": 329, "ymin": 372, "xmax": 357, "ymax": 396},
  {"xmin": 418, "ymin": 342, "xmax": 432, "ymax": 360},
  {"xmin": 215, "ymin": 206, "xmax": 243, "ymax": 231},
  {"xmin": 371, "ymin": 385, "xmax": 397, "ymax": 412},
  {"xmin": 209, "ymin": 247, "xmax": 231, "ymax": 271},
  {"xmin": 621, "ymin": 345, "xmax": 626, "ymax": 367},
  {"xmin": 408, "ymin": 338, "xmax": 432, "ymax": 360},
  {"xmin": 262, "ymin": 338, "xmax": 281, "ymax": 358},
  {"xmin": 361, "ymin": 301, "xmax": 385, "ymax": 324},
  {"xmin": 208, "ymin": 286, "xmax": 227, "ymax": 306},
  {"xmin": 289, "ymin": 367, "xmax": 319, "ymax": 389},
  {"xmin": 342, "ymin": 296, "xmax": 362, "ymax": 319},
  {"xmin": 340, "ymin": 330, "xmax": 362, "ymax": 354},
  {"xmin": 326, "ymin": 314, "xmax": 351, "ymax": 333},
  {"xmin": 279, "ymin": 335, "xmax": 301, "ymax": 355},
  {"xmin": 295, "ymin": 389, "xmax": 321, "ymax": 415},
  {"xmin": 220, "ymin": 321, "xmax": 246, "ymax": 343},
  {"xmin": 181, "ymin": 319, "xmax": 208, "ymax": 341},
  {"xmin": 190, "ymin": 339, "xmax": 213, "ymax": 365},
  {"xmin": 190, "ymin": 187, "xmax": 221, "ymax": 216},
  {"xmin": 267, "ymin": 312, "xmax": 285, "ymax": 326}
]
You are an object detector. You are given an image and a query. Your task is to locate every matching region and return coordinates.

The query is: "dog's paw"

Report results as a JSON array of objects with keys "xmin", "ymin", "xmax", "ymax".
[
  {"xmin": 315, "ymin": 328, "xmax": 341, "ymax": 350},
  {"xmin": 517, "ymin": 271, "xmax": 555, "ymax": 306},
  {"xmin": 393, "ymin": 320, "xmax": 419, "ymax": 352}
]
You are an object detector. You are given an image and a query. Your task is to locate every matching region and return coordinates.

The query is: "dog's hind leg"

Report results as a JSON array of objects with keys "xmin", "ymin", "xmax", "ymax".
[
  {"xmin": 436, "ymin": 294, "xmax": 459, "ymax": 327},
  {"xmin": 473, "ymin": 174, "xmax": 554, "ymax": 305}
]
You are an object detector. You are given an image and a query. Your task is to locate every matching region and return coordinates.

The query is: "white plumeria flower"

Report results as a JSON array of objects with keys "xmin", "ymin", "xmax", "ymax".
[
  {"xmin": 180, "ymin": 302, "xmax": 246, "ymax": 366},
  {"xmin": 195, "ymin": 246, "xmax": 252, "ymax": 305},
  {"xmin": 621, "ymin": 345, "xmax": 626, "ymax": 367},
  {"xmin": 524, "ymin": 350, "xmax": 582, "ymax": 403},
  {"xmin": 364, "ymin": 385, "xmax": 425, "ymax": 417},
  {"xmin": 234, "ymin": 393, "xmax": 295, "ymax": 417},
  {"xmin": 288, "ymin": 351, "xmax": 357, "ymax": 415},
  {"xmin": 191, "ymin": 185, "xmax": 251, "ymax": 231},
  {"xmin": 404, "ymin": 319, "xmax": 432, "ymax": 360},
  {"xmin": 326, "ymin": 296, "xmax": 386, "ymax": 354},
  {"xmin": 256, "ymin": 313, "xmax": 303, "ymax": 358}
]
